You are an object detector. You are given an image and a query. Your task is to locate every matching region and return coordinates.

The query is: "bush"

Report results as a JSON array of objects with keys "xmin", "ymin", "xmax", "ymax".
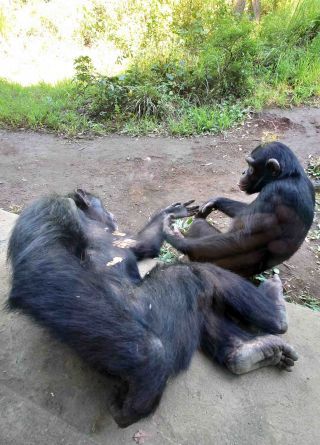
[{"xmin": 1, "ymin": 0, "xmax": 320, "ymax": 136}]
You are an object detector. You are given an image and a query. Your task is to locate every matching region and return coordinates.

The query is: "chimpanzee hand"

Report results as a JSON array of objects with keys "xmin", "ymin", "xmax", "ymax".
[
  {"xmin": 163, "ymin": 214, "xmax": 185, "ymax": 239},
  {"xmin": 164, "ymin": 200, "xmax": 199, "ymax": 218},
  {"xmin": 196, "ymin": 198, "xmax": 217, "ymax": 219}
]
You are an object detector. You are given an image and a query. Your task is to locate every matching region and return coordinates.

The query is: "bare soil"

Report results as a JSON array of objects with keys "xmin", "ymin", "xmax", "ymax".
[{"xmin": 0, "ymin": 107, "xmax": 319, "ymax": 301}]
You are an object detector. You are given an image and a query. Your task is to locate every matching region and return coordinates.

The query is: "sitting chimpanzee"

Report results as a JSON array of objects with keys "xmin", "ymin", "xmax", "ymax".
[
  {"xmin": 164, "ymin": 142, "xmax": 315, "ymax": 277},
  {"xmin": 7, "ymin": 190, "xmax": 298, "ymax": 427}
]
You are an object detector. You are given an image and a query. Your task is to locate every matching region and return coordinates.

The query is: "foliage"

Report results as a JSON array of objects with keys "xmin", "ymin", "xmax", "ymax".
[
  {"xmin": 307, "ymin": 156, "xmax": 320, "ymax": 179},
  {"xmin": 0, "ymin": 0, "xmax": 320, "ymax": 135},
  {"xmin": 252, "ymin": 267, "xmax": 280, "ymax": 283},
  {"xmin": 0, "ymin": 7, "xmax": 7, "ymax": 36},
  {"xmin": 287, "ymin": 292, "xmax": 320, "ymax": 312},
  {"xmin": 159, "ymin": 244, "xmax": 179, "ymax": 264},
  {"xmin": 0, "ymin": 78, "xmax": 104, "ymax": 135},
  {"xmin": 78, "ymin": 1, "xmax": 108, "ymax": 47},
  {"xmin": 158, "ymin": 217, "xmax": 193, "ymax": 263}
]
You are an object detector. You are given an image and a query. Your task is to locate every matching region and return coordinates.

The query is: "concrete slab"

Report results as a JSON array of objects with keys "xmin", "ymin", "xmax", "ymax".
[{"xmin": 1, "ymin": 210, "xmax": 320, "ymax": 445}]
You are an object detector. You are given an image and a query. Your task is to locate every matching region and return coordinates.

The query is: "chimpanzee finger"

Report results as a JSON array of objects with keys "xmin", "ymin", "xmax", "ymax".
[
  {"xmin": 197, "ymin": 202, "xmax": 213, "ymax": 217},
  {"xmin": 200, "ymin": 202, "xmax": 211, "ymax": 212},
  {"xmin": 165, "ymin": 213, "xmax": 176, "ymax": 223},
  {"xmin": 183, "ymin": 199, "xmax": 195, "ymax": 206},
  {"xmin": 187, "ymin": 206, "xmax": 200, "ymax": 215},
  {"xmin": 163, "ymin": 214, "xmax": 176, "ymax": 235},
  {"xmin": 171, "ymin": 202, "xmax": 181, "ymax": 207}
]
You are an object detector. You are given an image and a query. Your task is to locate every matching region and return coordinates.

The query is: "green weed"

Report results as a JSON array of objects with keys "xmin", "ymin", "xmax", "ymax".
[
  {"xmin": 158, "ymin": 217, "xmax": 193, "ymax": 263},
  {"xmin": 307, "ymin": 156, "xmax": 320, "ymax": 180},
  {"xmin": 288, "ymin": 292, "xmax": 320, "ymax": 312},
  {"xmin": 0, "ymin": 0, "xmax": 320, "ymax": 135},
  {"xmin": 0, "ymin": 78, "xmax": 104, "ymax": 135}
]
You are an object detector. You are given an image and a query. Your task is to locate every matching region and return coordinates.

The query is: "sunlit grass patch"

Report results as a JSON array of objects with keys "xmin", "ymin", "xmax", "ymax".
[
  {"xmin": 0, "ymin": 0, "xmax": 319, "ymax": 136},
  {"xmin": 0, "ymin": 78, "xmax": 104, "ymax": 135}
]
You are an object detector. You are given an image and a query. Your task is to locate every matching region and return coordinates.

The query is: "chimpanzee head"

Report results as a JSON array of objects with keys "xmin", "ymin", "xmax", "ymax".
[
  {"xmin": 71, "ymin": 189, "xmax": 118, "ymax": 231},
  {"xmin": 238, "ymin": 142, "xmax": 303, "ymax": 194}
]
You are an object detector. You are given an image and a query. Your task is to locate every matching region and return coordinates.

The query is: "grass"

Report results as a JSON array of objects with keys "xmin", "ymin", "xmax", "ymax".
[
  {"xmin": 0, "ymin": 79, "xmax": 105, "ymax": 136},
  {"xmin": 167, "ymin": 104, "xmax": 246, "ymax": 136},
  {"xmin": 0, "ymin": 0, "xmax": 319, "ymax": 136},
  {"xmin": 0, "ymin": 78, "xmax": 248, "ymax": 136},
  {"xmin": 307, "ymin": 156, "xmax": 320, "ymax": 180},
  {"xmin": 158, "ymin": 217, "xmax": 193, "ymax": 263},
  {"xmin": 286, "ymin": 291, "xmax": 320, "ymax": 312}
]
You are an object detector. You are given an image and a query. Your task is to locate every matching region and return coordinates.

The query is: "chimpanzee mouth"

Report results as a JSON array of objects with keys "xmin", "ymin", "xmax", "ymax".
[{"xmin": 238, "ymin": 182, "xmax": 247, "ymax": 191}]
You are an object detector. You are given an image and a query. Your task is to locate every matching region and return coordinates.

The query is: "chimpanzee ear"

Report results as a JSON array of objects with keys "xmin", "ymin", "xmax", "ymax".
[
  {"xmin": 266, "ymin": 158, "xmax": 281, "ymax": 176},
  {"xmin": 245, "ymin": 156, "xmax": 256, "ymax": 165},
  {"xmin": 73, "ymin": 189, "xmax": 91, "ymax": 208}
]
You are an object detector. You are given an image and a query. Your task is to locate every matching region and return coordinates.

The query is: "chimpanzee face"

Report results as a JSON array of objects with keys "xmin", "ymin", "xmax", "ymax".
[
  {"xmin": 238, "ymin": 160, "xmax": 264, "ymax": 194},
  {"xmin": 72, "ymin": 189, "xmax": 118, "ymax": 231},
  {"xmin": 238, "ymin": 149, "xmax": 281, "ymax": 195}
]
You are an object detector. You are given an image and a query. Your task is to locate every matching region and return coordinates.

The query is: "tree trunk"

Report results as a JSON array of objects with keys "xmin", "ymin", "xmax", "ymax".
[
  {"xmin": 252, "ymin": 0, "xmax": 261, "ymax": 21},
  {"xmin": 234, "ymin": 0, "xmax": 247, "ymax": 15}
]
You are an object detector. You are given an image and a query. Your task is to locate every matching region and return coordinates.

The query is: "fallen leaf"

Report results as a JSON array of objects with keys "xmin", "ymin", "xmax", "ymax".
[
  {"xmin": 113, "ymin": 238, "xmax": 137, "ymax": 249},
  {"xmin": 112, "ymin": 231, "xmax": 126, "ymax": 237},
  {"xmin": 133, "ymin": 430, "xmax": 150, "ymax": 444},
  {"xmin": 106, "ymin": 257, "xmax": 123, "ymax": 267}
]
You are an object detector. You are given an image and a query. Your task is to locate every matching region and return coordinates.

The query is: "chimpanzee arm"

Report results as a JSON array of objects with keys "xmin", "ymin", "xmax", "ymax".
[
  {"xmin": 214, "ymin": 198, "xmax": 249, "ymax": 217},
  {"xmin": 131, "ymin": 201, "xmax": 199, "ymax": 260},
  {"xmin": 131, "ymin": 211, "xmax": 169, "ymax": 260},
  {"xmin": 164, "ymin": 231, "xmax": 272, "ymax": 260},
  {"xmin": 163, "ymin": 213, "xmax": 280, "ymax": 261},
  {"xmin": 197, "ymin": 197, "xmax": 249, "ymax": 219}
]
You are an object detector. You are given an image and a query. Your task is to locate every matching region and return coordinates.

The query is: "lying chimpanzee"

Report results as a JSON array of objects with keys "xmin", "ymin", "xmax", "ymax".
[
  {"xmin": 164, "ymin": 142, "xmax": 315, "ymax": 277},
  {"xmin": 7, "ymin": 190, "xmax": 298, "ymax": 427}
]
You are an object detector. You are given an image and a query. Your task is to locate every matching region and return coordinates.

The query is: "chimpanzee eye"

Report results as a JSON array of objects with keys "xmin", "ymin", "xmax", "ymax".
[{"xmin": 248, "ymin": 166, "xmax": 254, "ymax": 175}]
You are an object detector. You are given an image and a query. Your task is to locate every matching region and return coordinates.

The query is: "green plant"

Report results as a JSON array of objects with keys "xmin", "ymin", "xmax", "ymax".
[
  {"xmin": 1, "ymin": 0, "xmax": 320, "ymax": 136},
  {"xmin": 0, "ymin": 7, "xmax": 7, "ymax": 37},
  {"xmin": 158, "ymin": 217, "xmax": 193, "ymax": 263},
  {"xmin": 307, "ymin": 156, "xmax": 320, "ymax": 179},
  {"xmin": 158, "ymin": 243, "xmax": 179, "ymax": 264},
  {"xmin": 252, "ymin": 267, "xmax": 280, "ymax": 284},
  {"xmin": 78, "ymin": 1, "xmax": 108, "ymax": 47},
  {"xmin": 294, "ymin": 292, "xmax": 320, "ymax": 312},
  {"xmin": 0, "ymin": 78, "xmax": 103, "ymax": 136}
]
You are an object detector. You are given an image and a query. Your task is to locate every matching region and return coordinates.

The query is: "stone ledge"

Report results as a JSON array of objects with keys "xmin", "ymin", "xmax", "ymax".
[{"xmin": 1, "ymin": 210, "xmax": 319, "ymax": 445}]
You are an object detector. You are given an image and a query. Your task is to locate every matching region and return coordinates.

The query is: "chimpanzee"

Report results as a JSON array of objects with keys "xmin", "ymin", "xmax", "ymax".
[
  {"xmin": 163, "ymin": 142, "xmax": 315, "ymax": 277},
  {"xmin": 7, "ymin": 190, "xmax": 298, "ymax": 428},
  {"xmin": 68, "ymin": 188, "xmax": 198, "ymax": 283}
]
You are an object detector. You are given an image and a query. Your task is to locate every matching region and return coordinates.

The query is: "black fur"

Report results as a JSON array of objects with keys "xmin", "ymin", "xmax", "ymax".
[
  {"xmin": 7, "ymin": 191, "xmax": 297, "ymax": 427},
  {"xmin": 164, "ymin": 142, "xmax": 315, "ymax": 276}
]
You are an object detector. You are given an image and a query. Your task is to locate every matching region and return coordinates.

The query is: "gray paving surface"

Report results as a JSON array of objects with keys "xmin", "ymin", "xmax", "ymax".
[{"xmin": 1, "ymin": 209, "xmax": 320, "ymax": 445}]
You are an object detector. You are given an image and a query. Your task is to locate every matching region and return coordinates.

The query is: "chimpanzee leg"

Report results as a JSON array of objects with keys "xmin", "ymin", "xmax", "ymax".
[
  {"xmin": 186, "ymin": 219, "xmax": 221, "ymax": 239},
  {"xmin": 49, "ymin": 197, "xmax": 90, "ymax": 249},
  {"xmin": 227, "ymin": 274, "xmax": 288, "ymax": 334},
  {"xmin": 201, "ymin": 312, "xmax": 298, "ymax": 375},
  {"xmin": 192, "ymin": 265, "xmax": 288, "ymax": 334},
  {"xmin": 258, "ymin": 274, "xmax": 288, "ymax": 330},
  {"xmin": 214, "ymin": 249, "xmax": 267, "ymax": 277},
  {"xmin": 132, "ymin": 202, "xmax": 198, "ymax": 260}
]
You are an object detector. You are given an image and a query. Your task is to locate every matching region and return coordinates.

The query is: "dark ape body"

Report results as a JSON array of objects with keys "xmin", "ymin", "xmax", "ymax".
[
  {"xmin": 164, "ymin": 142, "xmax": 315, "ymax": 277},
  {"xmin": 7, "ymin": 191, "xmax": 297, "ymax": 427}
]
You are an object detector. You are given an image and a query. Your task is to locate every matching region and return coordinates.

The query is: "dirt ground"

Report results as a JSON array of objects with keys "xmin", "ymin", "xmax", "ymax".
[{"xmin": 0, "ymin": 107, "xmax": 319, "ymax": 301}]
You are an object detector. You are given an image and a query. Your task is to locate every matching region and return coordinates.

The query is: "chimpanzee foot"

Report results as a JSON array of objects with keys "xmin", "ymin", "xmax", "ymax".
[
  {"xmin": 259, "ymin": 274, "xmax": 288, "ymax": 333},
  {"xmin": 225, "ymin": 335, "xmax": 298, "ymax": 375}
]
